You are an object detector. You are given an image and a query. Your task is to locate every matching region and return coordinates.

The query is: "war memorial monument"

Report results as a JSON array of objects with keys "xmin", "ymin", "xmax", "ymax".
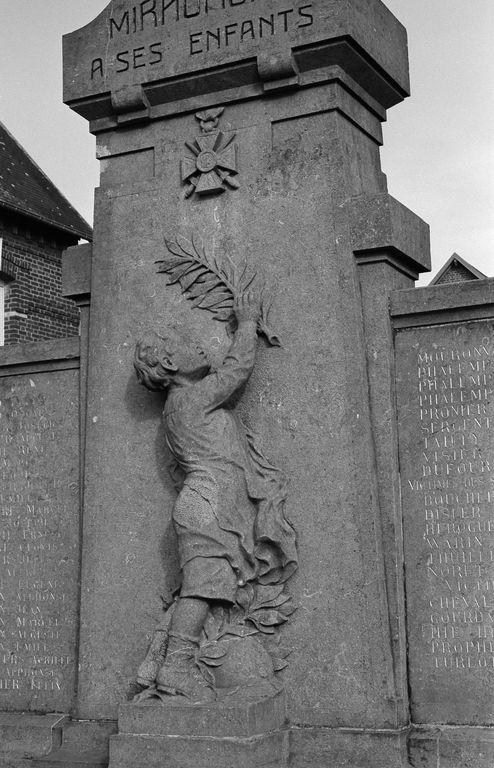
[{"xmin": 0, "ymin": 1, "xmax": 493, "ymax": 766}]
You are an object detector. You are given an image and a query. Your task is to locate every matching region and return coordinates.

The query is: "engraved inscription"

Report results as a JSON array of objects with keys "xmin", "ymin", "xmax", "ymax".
[
  {"xmin": 188, "ymin": 5, "xmax": 313, "ymax": 56},
  {"xmin": 89, "ymin": 0, "xmax": 314, "ymax": 79},
  {"xmin": 407, "ymin": 339, "xmax": 494, "ymax": 672},
  {"xmin": 0, "ymin": 375, "xmax": 79, "ymax": 709},
  {"xmin": 108, "ymin": 1, "xmax": 314, "ymax": 39}
]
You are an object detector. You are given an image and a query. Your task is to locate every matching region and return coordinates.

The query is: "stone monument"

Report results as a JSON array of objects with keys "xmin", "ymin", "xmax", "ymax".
[
  {"xmin": 1, "ymin": 1, "xmax": 492, "ymax": 766},
  {"xmin": 60, "ymin": 2, "xmax": 430, "ymax": 765}
]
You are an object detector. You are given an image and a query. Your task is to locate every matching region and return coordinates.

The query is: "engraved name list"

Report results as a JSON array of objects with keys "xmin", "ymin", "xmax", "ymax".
[
  {"xmin": 0, "ymin": 374, "xmax": 79, "ymax": 711},
  {"xmin": 407, "ymin": 337, "xmax": 494, "ymax": 673}
]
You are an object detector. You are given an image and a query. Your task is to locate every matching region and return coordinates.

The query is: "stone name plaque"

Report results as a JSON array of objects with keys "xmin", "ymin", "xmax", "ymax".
[
  {"xmin": 395, "ymin": 319, "xmax": 494, "ymax": 724},
  {"xmin": 0, "ymin": 370, "xmax": 80, "ymax": 712}
]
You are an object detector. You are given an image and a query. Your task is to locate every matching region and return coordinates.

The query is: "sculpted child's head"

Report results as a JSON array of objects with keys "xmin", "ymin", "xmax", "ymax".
[{"xmin": 134, "ymin": 329, "xmax": 210, "ymax": 391}]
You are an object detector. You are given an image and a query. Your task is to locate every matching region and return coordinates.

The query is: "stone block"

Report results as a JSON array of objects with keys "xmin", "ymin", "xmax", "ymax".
[
  {"xmin": 0, "ymin": 338, "xmax": 80, "ymax": 372},
  {"xmin": 408, "ymin": 727, "xmax": 494, "ymax": 768},
  {"xmin": 0, "ymin": 354, "xmax": 81, "ymax": 714},
  {"xmin": 349, "ymin": 193, "xmax": 431, "ymax": 277},
  {"xmin": 119, "ymin": 689, "xmax": 286, "ymax": 738},
  {"xmin": 109, "ymin": 729, "xmax": 288, "ymax": 768},
  {"xmin": 30, "ymin": 720, "xmax": 117, "ymax": 768},
  {"xmin": 63, "ymin": 0, "xmax": 410, "ymax": 122},
  {"xmin": 394, "ymin": 312, "xmax": 494, "ymax": 724},
  {"xmin": 30, "ymin": 753, "xmax": 108, "ymax": 768},
  {"xmin": 391, "ymin": 279, "xmax": 494, "ymax": 328},
  {"xmin": 0, "ymin": 713, "xmax": 66, "ymax": 759},
  {"xmin": 62, "ymin": 243, "xmax": 92, "ymax": 301},
  {"xmin": 289, "ymin": 727, "xmax": 410, "ymax": 768}
]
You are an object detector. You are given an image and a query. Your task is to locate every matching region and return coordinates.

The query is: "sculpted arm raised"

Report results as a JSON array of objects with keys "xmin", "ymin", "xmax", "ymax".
[{"xmin": 198, "ymin": 291, "xmax": 261, "ymax": 409}]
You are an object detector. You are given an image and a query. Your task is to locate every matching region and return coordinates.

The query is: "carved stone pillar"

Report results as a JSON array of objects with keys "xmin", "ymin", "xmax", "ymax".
[{"xmin": 63, "ymin": 2, "xmax": 430, "ymax": 765}]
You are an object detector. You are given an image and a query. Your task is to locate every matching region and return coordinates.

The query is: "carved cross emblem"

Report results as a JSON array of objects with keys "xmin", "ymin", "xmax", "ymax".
[{"xmin": 181, "ymin": 108, "xmax": 239, "ymax": 198}]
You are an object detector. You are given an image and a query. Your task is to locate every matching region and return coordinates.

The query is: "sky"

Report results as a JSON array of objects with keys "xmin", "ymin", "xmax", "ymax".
[{"xmin": 0, "ymin": 0, "xmax": 492, "ymax": 284}]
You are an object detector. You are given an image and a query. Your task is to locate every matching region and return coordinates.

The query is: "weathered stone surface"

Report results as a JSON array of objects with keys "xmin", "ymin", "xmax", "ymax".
[
  {"xmin": 349, "ymin": 193, "xmax": 431, "ymax": 277},
  {"xmin": 75, "ymin": 91, "xmax": 417, "ymax": 726},
  {"xmin": 63, "ymin": 0, "xmax": 409, "ymax": 121},
  {"xmin": 0, "ymin": 713, "xmax": 66, "ymax": 759},
  {"xmin": 132, "ymin": 291, "xmax": 297, "ymax": 703},
  {"xmin": 408, "ymin": 726, "xmax": 494, "ymax": 768},
  {"xmin": 0, "ymin": 338, "xmax": 80, "ymax": 372},
  {"xmin": 0, "ymin": 358, "xmax": 81, "ymax": 713},
  {"xmin": 356, "ymin": 259, "xmax": 416, "ymax": 728},
  {"xmin": 394, "ymin": 312, "xmax": 494, "ymax": 724},
  {"xmin": 289, "ymin": 726, "xmax": 409, "ymax": 768},
  {"xmin": 31, "ymin": 756, "xmax": 108, "ymax": 768},
  {"xmin": 62, "ymin": 243, "xmax": 92, "ymax": 300},
  {"xmin": 119, "ymin": 689, "xmax": 286, "ymax": 737},
  {"xmin": 390, "ymin": 280, "xmax": 494, "ymax": 328},
  {"xmin": 30, "ymin": 720, "xmax": 117, "ymax": 768},
  {"xmin": 62, "ymin": 10, "xmax": 431, "ymax": 768},
  {"xmin": 109, "ymin": 729, "xmax": 288, "ymax": 768}
]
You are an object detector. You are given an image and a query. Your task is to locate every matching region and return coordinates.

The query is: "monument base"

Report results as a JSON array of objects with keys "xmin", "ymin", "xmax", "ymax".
[
  {"xmin": 289, "ymin": 726, "xmax": 410, "ymax": 768},
  {"xmin": 409, "ymin": 726, "xmax": 494, "ymax": 768},
  {"xmin": 25, "ymin": 721, "xmax": 117, "ymax": 768},
  {"xmin": 108, "ymin": 690, "xmax": 288, "ymax": 768},
  {"xmin": 4, "ymin": 711, "xmax": 491, "ymax": 766},
  {"xmin": 0, "ymin": 714, "xmax": 66, "ymax": 768}
]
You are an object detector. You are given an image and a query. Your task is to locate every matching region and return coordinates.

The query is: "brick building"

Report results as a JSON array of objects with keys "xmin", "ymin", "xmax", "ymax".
[
  {"xmin": 429, "ymin": 252, "xmax": 487, "ymax": 285},
  {"xmin": 0, "ymin": 121, "xmax": 92, "ymax": 345}
]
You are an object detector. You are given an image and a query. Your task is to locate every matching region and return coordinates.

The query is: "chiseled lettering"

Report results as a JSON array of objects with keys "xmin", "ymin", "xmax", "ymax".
[
  {"xmin": 141, "ymin": 0, "xmax": 158, "ymax": 28},
  {"xmin": 91, "ymin": 58, "xmax": 104, "ymax": 80},
  {"xmin": 206, "ymin": 27, "xmax": 221, "ymax": 49},
  {"xmin": 110, "ymin": 11, "xmax": 130, "ymax": 38},
  {"xmin": 133, "ymin": 46, "xmax": 147, "ymax": 68},
  {"xmin": 259, "ymin": 15, "xmax": 274, "ymax": 37},
  {"xmin": 189, "ymin": 31, "xmax": 203, "ymax": 54},
  {"xmin": 30, "ymin": 678, "xmax": 62, "ymax": 691},
  {"xmin": 0, "ymin": 388, "xmax": 77, "ymax": 701},
  {"xmin": 410, "ymin": 337, "xmax": 494, "ymax": 675},
  {"xmin": 149, "ymin": 42, "xmax": 163, "ymax": 65},
  {"xmin": 225, "ymin": 22, "xmax": 238, "ymax": 44},
  {"xmin": 240, "ymin": 19, "xmax": 255, "ymax": 41},
  {"xmin": 162, "ymin": 0, "xmax": 180, "ymax": 23},
  {"xmin": 189, "ymin": 5, "xmax": 314, "ymax": 55},
  {"xmin": 184, "ymin": 0, "xmax": 201, "ymax": 18},
  {"xmin": 116, "ymin": 51, "xmax": 131, "ymax": 73},
  {"xmin": 297, "ymin": 4, "xmax": 313, "ymax": 27},
  {"xmin": 108, "ymin": 0, "xmax": 314, "ymax": 38}
]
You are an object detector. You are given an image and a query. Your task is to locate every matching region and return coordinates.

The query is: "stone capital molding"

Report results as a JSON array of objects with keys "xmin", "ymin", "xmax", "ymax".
[
  {"xmin": 348, "ymin": 193, "xmax": 431, "ymax": 278},
  {"xmin": 63, "ymin": 0, "xmax": 410, "ymax": 125}
]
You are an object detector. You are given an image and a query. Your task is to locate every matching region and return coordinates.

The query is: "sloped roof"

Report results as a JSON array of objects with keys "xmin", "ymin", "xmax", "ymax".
[
  {"xmin": 429, "ymin": 253, "xmax": 487, "ymax": 285},
  {"xmin": 0, "ymin": 121, "xmax": 92, "ymax": 242}
]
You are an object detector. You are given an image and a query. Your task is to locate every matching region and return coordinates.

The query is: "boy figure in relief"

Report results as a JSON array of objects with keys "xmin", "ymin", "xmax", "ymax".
[{"xmin": 134, "ymin": 292, "xmax": 297, "ymax": 701}]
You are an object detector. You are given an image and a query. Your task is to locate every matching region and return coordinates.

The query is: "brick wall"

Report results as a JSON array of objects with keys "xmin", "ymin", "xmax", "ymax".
[{"xmin": 0, "ymin": 214, "xmax": 81, "ymax": 345}]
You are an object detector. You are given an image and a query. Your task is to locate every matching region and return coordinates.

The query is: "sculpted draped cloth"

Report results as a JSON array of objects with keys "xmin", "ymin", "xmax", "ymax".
[{"xmin": 163, "ymin": 322, "xmax": 298, "ymax": 602}]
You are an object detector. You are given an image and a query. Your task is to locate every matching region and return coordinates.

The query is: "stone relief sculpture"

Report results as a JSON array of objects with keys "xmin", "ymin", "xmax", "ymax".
[
  {"xmin": 133, "ymin": 235, "xmax": 297, "ymax": 703},
  {"xmin": 157, "ymin": 233, "xmax": 281, "ymax": 347},
  {"xmin": 181, "ymin": 107, "xmax": 240, "ymax": 198}
]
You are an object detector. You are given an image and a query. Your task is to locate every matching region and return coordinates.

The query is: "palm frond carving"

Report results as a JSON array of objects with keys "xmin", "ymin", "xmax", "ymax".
[{"xmin": 156, "ymin": 233, "xmax": 281, "ymax": 347}]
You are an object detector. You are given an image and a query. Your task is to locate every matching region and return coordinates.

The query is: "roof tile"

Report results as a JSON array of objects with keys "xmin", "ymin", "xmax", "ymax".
[{"xmin": 0, "ymin": 121, "xmax": 92, "ymax": 241}]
